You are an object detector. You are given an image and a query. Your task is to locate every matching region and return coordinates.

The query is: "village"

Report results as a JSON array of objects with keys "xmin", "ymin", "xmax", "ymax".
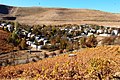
[
  {"xmin": 0, "ymin": 21, "xmax": 120, "ymax": 66},
  {"xmin": 0, "ymin": 21, "xmax": 120, "ymax": 50}
]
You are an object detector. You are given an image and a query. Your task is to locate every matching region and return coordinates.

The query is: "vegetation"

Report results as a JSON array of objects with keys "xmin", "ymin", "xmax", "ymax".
[
  {"xmin": 7, "ymin": 31, "xmax": 21, "ymax": 46},
  {"xmin": 102, "ymin": 36, "xmax": 117, "ymax": 45},
  {"xmin": 0, "ymin": 46, "xmax": 119, "ymax": 79},
  {"xmin": 80, "ymin": 35, "xmax": 98, "ymax": 48},
  {"xmin": 19, "ymin": 38, "xmax": 27, "ymax": 50}
]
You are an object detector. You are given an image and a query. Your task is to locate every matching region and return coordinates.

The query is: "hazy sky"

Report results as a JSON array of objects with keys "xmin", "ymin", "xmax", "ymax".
[{"xmin": 0, "ymin": 0, "xmax": 120, "ymax": 13}]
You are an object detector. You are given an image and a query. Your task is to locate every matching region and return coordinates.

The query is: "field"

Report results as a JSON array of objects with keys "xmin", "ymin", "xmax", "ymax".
[
  {"xmin": 0, "ymin": 30, "xmax": 14, "ymax": 53},
  {"xmin": 0, "ymin": 45, "xmax": 120, "ymax": 79}
]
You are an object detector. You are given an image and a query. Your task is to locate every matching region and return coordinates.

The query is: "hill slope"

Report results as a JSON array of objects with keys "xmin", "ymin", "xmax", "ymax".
[
  {"xmin": 0, "ymin": 30, "xmax": 14, "ymax": 53},
  {"xmin": 1, "ymin": 5, "xmax": 120, "ymax": 26},
  {"xmin": 0, "ymin": 45, "xmax": 120, "ymax": 79}
]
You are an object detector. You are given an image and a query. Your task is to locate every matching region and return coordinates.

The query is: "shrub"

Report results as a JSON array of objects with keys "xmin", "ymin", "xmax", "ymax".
[
  {"xmin": 102, "ymin": 36, "xmax": 116, "ymax": 45},
  {"xmin": 87, "ymin": 58, "xmax": 111, "ymax": 80},
  {"xmin": 80, "ymin": 37, "xmax": 87, "ymax": 48},
  {"xmin": 86, "ymin": 35, "xmax": 98, "ymax": 47},
  {"xmin": 80, "ymin": 35, "xmax": 98, "ymax": 48},
  {"xmin": 7, "ymin": 31, "xmax": 21, "ymax": 47},
  {"xmin": 114, "ymin": 36, "xmax": 120, "ymax": 45},
  {"xmin": 19, "ymin": 38, "xmax": 27, "ymax": 50}
]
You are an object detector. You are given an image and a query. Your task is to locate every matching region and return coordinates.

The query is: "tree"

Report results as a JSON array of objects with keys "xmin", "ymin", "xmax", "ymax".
[
  {"xmin": 80, "ymin": 35, "xmax": 98, "ymax": 48},
  {"xmin": 80, "ymin": 37, "xmax": 86, "ymax": 48},
  {"xmin": 60, "ymin": 38, "xmax": 68, "ymax": 49},
  {"xmin": 86, "ymin": 35, "xmax": 98, "ymax": 47},
  {"xmin": 19, "ymin": 38, "xmax": 27, "ymax": 50},
  {"xmin": 102, "ymin": 36, "xmax": 116, "ymax": 45},
  {"xmin": 7, "ymin": 31, "xmax": 21, "ymax": 46}
]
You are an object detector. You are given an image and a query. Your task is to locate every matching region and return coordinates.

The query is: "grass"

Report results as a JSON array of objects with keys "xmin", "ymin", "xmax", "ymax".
[{"xmin": 0, "ymin": 45, "xmax": 119, "ymax": 79}]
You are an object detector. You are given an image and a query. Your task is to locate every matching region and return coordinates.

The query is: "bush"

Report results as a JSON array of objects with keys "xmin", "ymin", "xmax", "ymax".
[
  {"xmin": 7, "ymin": 31, "xmax": 21, "ymax": 46},
  {"xmin": 113, "ymin": 36, "xmax": 120, "ymax": 45},
  {"xmin": 80, "ymin": 37, "xmax": 87, "ymax": 48},
  {"xmin": 102, "ymin": 36, "xmax": 116, "ymax": 45},
  {"xmin": 86, "ymin": 35, "xmax": 98, "ymax": 47},
  {"xmin": 80, "ymin": 35, "xmax": 98, "ymax": 48},
  {"xmin": 19, "ymin": 38, "xmax": 27, "ymax": 50}
]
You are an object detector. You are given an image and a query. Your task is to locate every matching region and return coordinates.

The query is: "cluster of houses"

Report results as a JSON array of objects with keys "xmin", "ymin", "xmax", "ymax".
[
  {"xmin": 26, "ymin": 34, "xmax": 48, "ymax": 50},
  {"xmin": 0, "ymin": 22, "xmax": 120, "ymax": 51},
  {"xmin": 26, "ymin": 24, "xmax": 120, "ymax": 50},
  {"xmin": 60, "ymin": 24, "xmax": 120, "ymax": 37},
  {"xmin": 0, "ymin": 23, "xmax": 14, "ymax": 32}
]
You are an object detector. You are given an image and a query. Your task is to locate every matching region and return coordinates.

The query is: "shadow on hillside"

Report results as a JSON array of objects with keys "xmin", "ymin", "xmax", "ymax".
[{"xmin": 0, "ymin": 5, "xmax": 9, "ymax": 14}]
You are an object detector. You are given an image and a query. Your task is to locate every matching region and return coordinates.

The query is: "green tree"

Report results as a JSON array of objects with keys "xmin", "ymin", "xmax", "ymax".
[{"xmin": 7, "ymin": 31, "xmax": 21, "ymax": 46}]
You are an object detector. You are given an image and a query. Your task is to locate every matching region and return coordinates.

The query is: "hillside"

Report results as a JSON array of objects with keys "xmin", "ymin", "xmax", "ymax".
[
  {"xmin": 1, "ymin": 5, "xmax": 120, "ymax": 26},
  {"xmin": 0, "ymin": 30, "xmax": 14, "ymax": 54},
  {"xmin": 0, "ymin": 45, "xmax": 120, "ymax": 79}
]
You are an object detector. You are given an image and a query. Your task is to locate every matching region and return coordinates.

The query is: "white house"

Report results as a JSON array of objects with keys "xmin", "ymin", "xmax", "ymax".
[
  {"xmin": 7, "ymin": 24, "xmax": 13, "ymax": 32},
  {"xmin": 26, "ymin": 41, "xmax": 33, "ymax": 46},
  {"xmin": 97, "ymin": 29, "xmax": 103, "ymax": 34},
  {"xmin": 99, "ymin": 34, "xmax": 110, "ymax": 37},
  {"xmin": 0, "ymin": 25, "xmax": 3, "ymax": 28},
  {"xmin": 37, "ymin": 45, "xmax": 43, "ymax": 50},
  {"xmin": 43, "ymin": 40, "xmax": 48, "ymax": 45},
  {"xmin": 35, "ymin": 36, "xmax": 40, "ymax": 40},
  {"xmin": 27, "ymin": 33, "xmax": 31, "ymax": 38},
  {"xmin": 104, "ymin": 29, "xmax": 108, "ymax": 33},
  {"xmin": 1, "ymin": 23, "xmax": 6, "ymax": 26},
  {"xmin": 111, "ymin": 30, "xmax": 118, "ymax": 36},
  {"xmin": 90, "ymin": 29, "xmax": 96, "ymax": 33},
  {"xmin": 31, "ymin": 34, "xmax": 35, "ymax": 38},
  {"xmin": 87, "ymin": 33, "xmax": 93, "ymax": 36},
  {"xmin": 31, "ymin": 43, "xmax": 37, "ymax": 49}
]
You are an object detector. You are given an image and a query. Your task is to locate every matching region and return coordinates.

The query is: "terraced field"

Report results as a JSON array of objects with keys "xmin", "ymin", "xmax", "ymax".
[{"xmin": 0, "ymin": 45, "xmax": 120, "ymax": 79}]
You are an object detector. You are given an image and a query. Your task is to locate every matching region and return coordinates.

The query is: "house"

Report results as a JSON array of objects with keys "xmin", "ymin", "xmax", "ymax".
[
  {"xmin": 0, "ymin": 25, "xmax": 3, "ymax": 29},
  {"xmin": 84, "ymin": 28, "xmax": 89, "ymax": 35},
  {"xmin": 37, "ymin": 45, "xmax": 43, "ymax": 50},
  {"xmin": 81, "ymin": 33, "xmax": 87, "ymax": 36},
  {"xmin": 7, "ymin": 24, "xmax": 14, "ymax": 32},
  {"xmin": 3, "ymin": 26, "xmax": 7, "ymax": 30},
  {"xmin": 99, "ymin": 34, "xmax": 110, "ymax": 37},
  {"xmin": 26, "ymin": 41, "xmax": 33, "ymax": 46},
  {"xmin": 43, "ymin": 40, "xmax": 48, "ymax": 45},
  {"xmin": 31, "ymin": 43, "xmax": 37, "ymax": 50},
  {"xmin": 97, "ymin": 29, "xmax": 103, "ymax": 34},
  {"xmin": 87, "ymin": 33, "xmax": 93, "ymax": 36},
  {"xmin": 31, "ymin": 34, "xmax": 35, "ymax": 38},
  {"xmin": 90, "ymin": 28, "xmax": 96, "ymax": 33},
  {"xmin": 111, "ymin": 30, "xmax": 118, "ymax": 36},
  {"xmin": 27, "ymin": 33, "xmax": 31, "ymax": 38},
  {"xmin": 1, "ymin": 23, "xmax": 6, "ymax": 26},
  {"xmin": 118, "ymin": 33, "xmax": 120, "ymax": 36},
  {"xmin": 68, "ymin": 29, "xmax": 73, "ymax": 33},
  {"xmin": 104, "ymin": 29, "xmax": 108, "ymax": 34},
  {"xmin": 35, "ymin": 36, "xmax": 40, "ymax": 40}
]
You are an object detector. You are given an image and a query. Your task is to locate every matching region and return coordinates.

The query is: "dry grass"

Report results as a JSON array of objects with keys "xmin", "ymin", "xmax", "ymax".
[
  {"xmin": 1, "ymin": 5, "xmax": 120, "ymax": 26},
  {"xmin": 0, "ymin": 30, "xmax": 14, "ymax": 53},
  {"xmin": 0, "ymin": 45, "xmax": 120, "ymax": 79}
]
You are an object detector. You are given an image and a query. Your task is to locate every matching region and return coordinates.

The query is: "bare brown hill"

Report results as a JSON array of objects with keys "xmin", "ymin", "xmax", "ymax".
[{"xmin": 1, "ymin": 4, "xmax": 120, "ymax": 26}]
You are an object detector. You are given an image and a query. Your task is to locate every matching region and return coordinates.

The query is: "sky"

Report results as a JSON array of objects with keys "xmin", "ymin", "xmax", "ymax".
[{"xmin": 0, "ymin": 0, "xmax": 120, "ymax": 13}]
